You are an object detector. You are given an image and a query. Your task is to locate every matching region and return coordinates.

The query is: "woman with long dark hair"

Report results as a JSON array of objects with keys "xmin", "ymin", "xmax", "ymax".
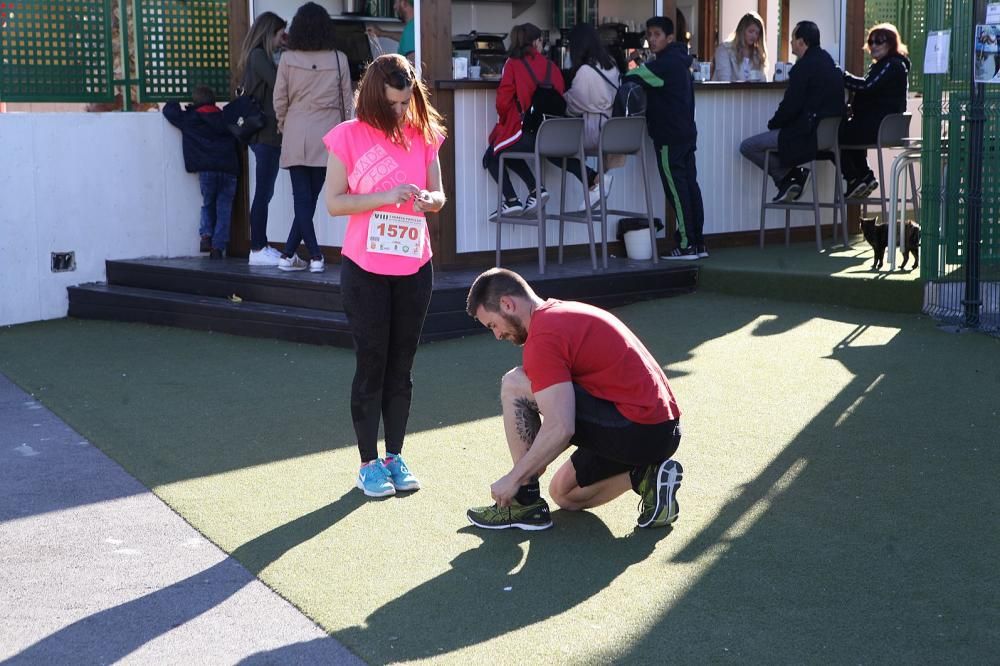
[
  {"xmin": 238, "ymin": 11, "xmax": 287, "ymax": 265},
  {"xmin": 273, "ymin": 2, "xmax": 354, "ymax": 273},
  {"xmin": 840, "ymin": 23, "xmax": 910, "ymax": 198},
  {"xmin": 323, "ymin": 54, "xmax": 447, "ymax": 497},
  {"xmin": 564, "ymin": 23, "xmax": 623, "ymax": 171}
]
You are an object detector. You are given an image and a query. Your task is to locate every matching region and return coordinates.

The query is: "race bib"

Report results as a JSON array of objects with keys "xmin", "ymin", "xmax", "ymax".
[{"xmin": 367, "ymin": 211, "xmax": 426, "ymax": 259}]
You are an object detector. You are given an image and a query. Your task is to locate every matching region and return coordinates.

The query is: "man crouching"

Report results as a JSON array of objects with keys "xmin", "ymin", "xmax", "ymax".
[{"xmin": 465, "ymin": 268, "xmax": 685, "ymax": 531}]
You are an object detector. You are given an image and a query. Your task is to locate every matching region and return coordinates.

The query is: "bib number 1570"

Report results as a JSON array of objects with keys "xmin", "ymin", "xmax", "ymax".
[{"xmin": 368, "ymin": 211, "xmax": 425, "ymax": 259}]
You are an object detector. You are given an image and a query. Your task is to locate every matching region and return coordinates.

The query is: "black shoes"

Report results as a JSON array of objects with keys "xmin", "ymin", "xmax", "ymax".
[
  {"xmin": 845, "ymin": 172, "xmax": 878, "ymax": 200},
  {"xmin": 200, "ymin": 235, "xmax": 212, "ymax": 253},
  {"xmin": 209, "ymin": 248, "xmax": 223, "ymax": 260},
  {"xmin": 772, "ymin": 167, "xmax": 810, "ymax": 203}
]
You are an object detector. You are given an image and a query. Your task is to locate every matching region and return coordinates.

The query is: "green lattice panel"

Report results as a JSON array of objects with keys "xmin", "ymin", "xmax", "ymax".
[
  {"xmin": 135, "ymin": 0, "xmax": 229, "ymax": 103},
  {"xmin": 864, "ymin": 0, "xmax": 925, "ymax": 93},
  {"xmin": 0, "ymin": 0, "xmax": 114, "ymax": 102},
  {"xmin": 943, "ymin": 91, "xmax": 1000, "ymax": 265}
]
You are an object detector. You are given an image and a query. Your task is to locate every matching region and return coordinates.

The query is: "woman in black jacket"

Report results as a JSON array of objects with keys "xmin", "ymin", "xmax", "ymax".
[
  {"xmin": 840, "ymin": 23, "xmax": 911, "ymax": 199},
  {"xmin": 238, "ymin": 12, "xmax": 287, "ymax": 266}
]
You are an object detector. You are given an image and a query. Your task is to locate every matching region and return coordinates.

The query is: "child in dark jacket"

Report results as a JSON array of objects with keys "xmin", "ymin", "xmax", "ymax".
[
  {"xmin": 625, "ymin": 16, "xmax": 706, "ymax": 260},
  {"xmin": 164, "ymin": 86, "xmax": 240, "ymax": 258}
]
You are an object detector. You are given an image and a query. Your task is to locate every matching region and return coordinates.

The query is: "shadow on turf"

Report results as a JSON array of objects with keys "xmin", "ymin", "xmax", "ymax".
[
  {"xmin": 332, "ymin": 510, "xmax": 662, "ymax": 663},
  {"xmin": 594, "ymin": 315, "xmax": 1000, "ymax": 661},
  {"xmin": 6, "ymin": 491, "xmax": 367, "ymax": 665}
]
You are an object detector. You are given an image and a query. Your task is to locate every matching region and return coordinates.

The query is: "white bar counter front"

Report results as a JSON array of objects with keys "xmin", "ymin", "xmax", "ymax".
[{"xmin": 442, "ymin": 78, "xmax": 839, "ymax": 255}]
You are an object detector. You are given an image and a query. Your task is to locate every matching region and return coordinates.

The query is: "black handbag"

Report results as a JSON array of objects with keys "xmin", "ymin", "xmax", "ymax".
[{"xmin": 224, "ymin": 85, "xmax": 266, "ymax": 143}]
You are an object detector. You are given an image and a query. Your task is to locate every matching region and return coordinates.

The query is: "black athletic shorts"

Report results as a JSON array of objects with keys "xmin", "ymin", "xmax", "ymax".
[{"xmin": 569, "ymin": 383, "xmax": 681, "ymax": 488}]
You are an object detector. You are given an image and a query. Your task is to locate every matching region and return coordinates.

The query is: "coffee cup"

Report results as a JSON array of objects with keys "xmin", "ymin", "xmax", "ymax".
[
  {"xmin": 469, "ymin": 65, "xmax": 481, "ymax": 79},
  {"xmin": 699, "ymin": 61, "xmax": 711, "ymax": 81},
  {"xmin": 452, "ymin": 57, "xmax": 468, "ymax": 79},
  {"xmin": 749, "ymin": 69, "xmax": 763, "ymax": 82}
]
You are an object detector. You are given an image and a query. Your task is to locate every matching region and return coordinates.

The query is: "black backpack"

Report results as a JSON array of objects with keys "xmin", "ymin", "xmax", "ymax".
[
  {"xmin": 517, "ymin": 59, "xmax": 566, "ymax": 134},
  {"xmin": 592, "ymin": 66, "xmax": 647, "ymax": 117}
]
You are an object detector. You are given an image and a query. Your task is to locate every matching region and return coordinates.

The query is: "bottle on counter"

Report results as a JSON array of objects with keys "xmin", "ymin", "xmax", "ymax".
[{"xmin": 741, "ymin": 57, "xmax": 751, "ymax": 81}]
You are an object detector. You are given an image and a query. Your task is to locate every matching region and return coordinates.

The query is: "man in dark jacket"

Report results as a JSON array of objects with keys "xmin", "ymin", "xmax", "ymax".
[
  {"xmin": 163, "ymin": 86, "xmax": 240, "ymax": 258},
  {"xmin": 626, "ymin": 15, "xmax": 706, "ymax": 260},
  {"xmin": 740, "ymin": 21, "xmax": 845, "ymax": 202}
]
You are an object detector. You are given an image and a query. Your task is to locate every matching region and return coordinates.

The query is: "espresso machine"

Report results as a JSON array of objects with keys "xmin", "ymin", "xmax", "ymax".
[{"xmin": 452, "ymin": 32, "xmax": 507, "ymax": 78}]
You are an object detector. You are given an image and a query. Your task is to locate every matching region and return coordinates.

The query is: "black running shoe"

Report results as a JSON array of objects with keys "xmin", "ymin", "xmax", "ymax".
[{"xmin": 662, "ymin": 246, "xmax": 699, "ymax": 261}]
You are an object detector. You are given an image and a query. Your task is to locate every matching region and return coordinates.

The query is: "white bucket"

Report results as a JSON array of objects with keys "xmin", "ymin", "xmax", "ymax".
[{"xmin": 623, "ymin": 229, "xmax": 653, "ymax": 260}]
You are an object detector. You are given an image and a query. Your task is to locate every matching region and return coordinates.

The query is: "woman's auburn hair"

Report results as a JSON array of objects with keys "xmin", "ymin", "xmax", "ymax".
[
  {"xmin": 866, "ymin": 23, "xmax": 908, "ymax": 58},
  {"xmin": 355, "ymin": 54, "xmax": 447, "ymax": 146}
]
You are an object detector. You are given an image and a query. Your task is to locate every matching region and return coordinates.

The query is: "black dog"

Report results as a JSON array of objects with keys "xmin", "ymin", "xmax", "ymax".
[{"xmin": 861, "ymin": 217, "xmax": 920, "ymax": 270}]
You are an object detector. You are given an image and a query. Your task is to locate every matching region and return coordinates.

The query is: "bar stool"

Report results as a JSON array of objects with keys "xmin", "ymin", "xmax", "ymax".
[
  {"xmin": 494, "ymin": 117, "xmax": 596, "ymax": 274},
  {"xmin": 586, "ymin": 116, "xmax": 658, "ymax": 268},
  {"xmin": 759, "ymin": 116, "xmax": 849, "ymax": 251},
  {"xmin": 841, "ymin": 112, "xmax": 919, "ymax": 225}
]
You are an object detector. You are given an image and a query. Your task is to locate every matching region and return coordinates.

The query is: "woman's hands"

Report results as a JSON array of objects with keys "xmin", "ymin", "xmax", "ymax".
[
  {"xmin": 413, "ymin": 189, "xmax": 446, "ymax": 213},
  {"xmin": 384, "ymin": 184, "xmax": 446, "ymax": 213}
]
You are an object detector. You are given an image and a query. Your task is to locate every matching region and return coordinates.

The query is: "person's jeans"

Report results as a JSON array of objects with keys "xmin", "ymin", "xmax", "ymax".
[
  {"xmin": 198, "ymin": 171, "xmax": 238, "ymax": 251},
  {"xmin": 484, "ymin": 134, "xmax": 596, "ymax": 202},
  {"xmin": 285, "ymin": 165, "xmax": 326, "ymax": 259},
  {"xmin": 249, "ymin": 143, "xmax": 282, "ymax": 251},
  {"xmin": 739, "ymin": 129, "xmax": 791, "ymax": 185},
  {"xmin": 341, "ymin": 256, "xmax": 433, "ymax": 463}
]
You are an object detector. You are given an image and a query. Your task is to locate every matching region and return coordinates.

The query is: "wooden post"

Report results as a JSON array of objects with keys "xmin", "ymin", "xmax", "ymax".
[{"xmin": 420, "ymin": 0, "xmax": 457, "ymax": 267}]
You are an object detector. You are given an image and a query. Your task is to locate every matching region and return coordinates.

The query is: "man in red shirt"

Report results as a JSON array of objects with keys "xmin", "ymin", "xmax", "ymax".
[{"xmin": 465, "ymin": 268, "xmax": 684, "ymax": 531}]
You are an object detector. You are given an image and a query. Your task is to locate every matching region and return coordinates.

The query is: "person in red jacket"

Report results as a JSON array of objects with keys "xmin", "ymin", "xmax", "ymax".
[{"xmin": 483, "ymin": 23, "xmax": 611, "ymax": 220}]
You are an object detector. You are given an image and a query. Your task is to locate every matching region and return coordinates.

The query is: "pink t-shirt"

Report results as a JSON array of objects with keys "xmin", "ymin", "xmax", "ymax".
[{"xmin": 323, "ymin": 119, "xmax": 443, "ymax": 276}]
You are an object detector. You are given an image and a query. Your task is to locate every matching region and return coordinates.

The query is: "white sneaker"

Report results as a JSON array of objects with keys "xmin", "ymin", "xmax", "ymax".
[
  {"xmin": 248, "ymin": 247, "xmax": 281, "ymax": 266},
  {"xmin": 278, "ymin": 255, "xmax": 308, "ymax": 271},
  {"xmin": 585, "ymin": 173, "xmax": 614, "ymax": 209},
  {"xmin": 309, "ymin": 257, "xmax": 325, "ymax": 273},
  {"xmin": 523, "ymin": 188, "xmax": 549, "ymax": 213}
]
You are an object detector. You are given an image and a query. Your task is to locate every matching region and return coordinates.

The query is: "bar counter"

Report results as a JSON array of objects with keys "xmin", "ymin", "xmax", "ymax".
[{"xmin": 440, "ymin": 77, "xmax": 834, "ymax": 256}]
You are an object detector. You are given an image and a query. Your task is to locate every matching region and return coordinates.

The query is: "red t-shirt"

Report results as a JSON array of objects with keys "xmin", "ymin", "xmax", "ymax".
[{"xmin": 522, "ymin": 300, "xmax": 681, "ymax": 424}]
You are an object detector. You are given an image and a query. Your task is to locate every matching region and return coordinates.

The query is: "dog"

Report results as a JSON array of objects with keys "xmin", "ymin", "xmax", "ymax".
[{"xmin": 861, "ymin": 217, "xmax": 920, "ymax": 270}]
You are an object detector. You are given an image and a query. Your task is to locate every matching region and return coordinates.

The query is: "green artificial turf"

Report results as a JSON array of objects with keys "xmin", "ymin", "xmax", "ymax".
[
  {"xmin": 699, "ymin": 238, "xmax": 924, "ymax": 313},
  {"xmin": 2, "ymin": 292, "xmax": 998, "ymax": 663}
]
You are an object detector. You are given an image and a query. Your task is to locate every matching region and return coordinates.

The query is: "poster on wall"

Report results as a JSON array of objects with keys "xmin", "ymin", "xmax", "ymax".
[
  {"xmin": 974, "ymin": 25, "xmax": 1000, "ymax": 83},
  {"xmin": 924, "ymin": 30, "xmax": 950, "ymax": 74}
]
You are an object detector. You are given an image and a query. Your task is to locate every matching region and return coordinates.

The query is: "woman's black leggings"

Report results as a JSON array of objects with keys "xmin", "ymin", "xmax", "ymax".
[{"xmin": 341, "ymin": 256, "xmax": 433, "ymax": 463}]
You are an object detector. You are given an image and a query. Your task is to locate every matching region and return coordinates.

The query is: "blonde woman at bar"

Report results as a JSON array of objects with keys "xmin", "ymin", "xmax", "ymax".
[{"xmin": 712, "ymin": 12, "xmax": 768, "ymax": 82}]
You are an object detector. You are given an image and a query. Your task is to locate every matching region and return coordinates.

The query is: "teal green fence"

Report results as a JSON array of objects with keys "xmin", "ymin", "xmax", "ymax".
[
  {"xmin": 0, "ymin": 0, "xmax": 231, "ymax": 104},
  {"xmin": 0, "ymin": 0, "xmax": 115, "ymax": 102},
  {"xmin": 921, "ymin": 0, "xmax": 1000, "ymax": 332}
]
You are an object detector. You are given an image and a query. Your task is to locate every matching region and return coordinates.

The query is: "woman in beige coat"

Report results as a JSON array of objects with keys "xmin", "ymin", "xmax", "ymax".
[{"xmin": 273, "ymin": 2, "xmax": 354, "ymax": 273}]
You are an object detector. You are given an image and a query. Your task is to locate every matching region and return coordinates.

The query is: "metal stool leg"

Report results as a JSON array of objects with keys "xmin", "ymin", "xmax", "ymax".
[{"xmin": 760, "ymin": 150, "xmax": 771, "ymax": 248}]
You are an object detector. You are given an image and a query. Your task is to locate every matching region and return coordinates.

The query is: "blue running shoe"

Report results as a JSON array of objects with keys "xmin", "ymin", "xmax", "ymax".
[
  {"xmin": 357, "ymin": 460, "xmax": 395, "ymax": 497},
  {"xmin": 383, "ymin": 454, "xmax": 421, "ymax": 491}
]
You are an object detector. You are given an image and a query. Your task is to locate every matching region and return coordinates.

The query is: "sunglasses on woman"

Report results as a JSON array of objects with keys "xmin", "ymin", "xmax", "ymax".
[{"xmin": 868, "ymin": 37, "xmax": 888, "ymax": 46}]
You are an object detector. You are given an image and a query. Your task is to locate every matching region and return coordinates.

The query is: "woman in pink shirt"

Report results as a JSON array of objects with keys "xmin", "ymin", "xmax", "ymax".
[{"xmin": 323, "ymin": 54, "xmax": 447, "ymax": 498}]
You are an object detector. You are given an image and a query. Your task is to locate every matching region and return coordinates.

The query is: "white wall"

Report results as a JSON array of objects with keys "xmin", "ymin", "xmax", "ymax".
[
  {"xmin": 451, "ymin": 3, "xmax": 552, "ymax": 39},
  {"xmin": 0, "ymin": 113, "xmax": 203, "ymax": 326}
]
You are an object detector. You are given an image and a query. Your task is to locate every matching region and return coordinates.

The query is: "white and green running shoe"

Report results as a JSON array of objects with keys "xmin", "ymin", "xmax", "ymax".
[
  {"xmin": 636, "ymin": 459, "xmax": 683, "ymax": 528},
  {"xmin": 467, "ymin": 498, "xmax": 552, "ymax": 531}
]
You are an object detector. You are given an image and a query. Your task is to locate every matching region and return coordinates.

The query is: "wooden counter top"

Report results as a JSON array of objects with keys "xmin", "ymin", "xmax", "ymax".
[{"xmin": 437, "ymin": 78, "xmax": 790, "ymax": 91}]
